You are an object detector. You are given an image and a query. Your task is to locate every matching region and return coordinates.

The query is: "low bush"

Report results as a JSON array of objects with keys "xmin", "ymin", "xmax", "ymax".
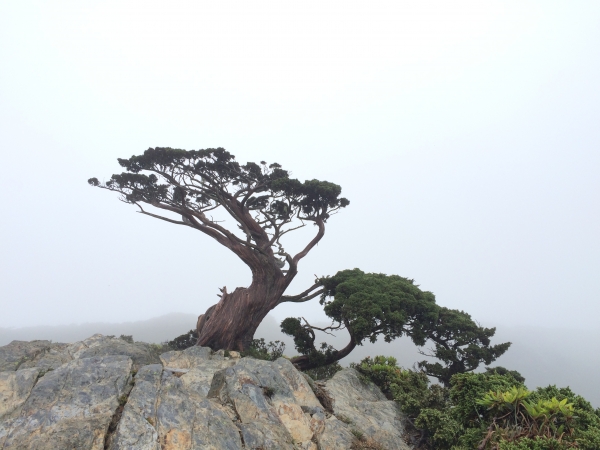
[{"xmin": 353, "ymin": 356, "xmax": 600, "ymax": 450}]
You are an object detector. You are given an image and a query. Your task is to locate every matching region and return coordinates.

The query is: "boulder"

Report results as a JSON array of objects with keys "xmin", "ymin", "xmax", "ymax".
[
  {"xmin": 0, "ymin": 336, "xmax": 411, "ymax": 450},
  {"xmin": 324, "ymin": 368, "xmax": 410, "ymax": 450},
  {"xmin": 1, "ymin": 355, "xmax": 132, "ymax": 450},
  {"xmin": 0, "ymin": 340, "xmax": 63, "ymax": 372},
  {"xmin": 67, "ymin": 334, "xmax": 160, "ymax": 368}
]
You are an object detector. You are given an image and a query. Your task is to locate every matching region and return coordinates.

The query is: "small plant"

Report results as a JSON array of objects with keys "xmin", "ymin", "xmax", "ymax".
[
  {"xmin": 337, "ymin": 414, "xmax": 353, "ymax": 425},
  {"xmin": 36, "ymin": 367, "xmax": 54, "ymax": 381},
  {"xmin": 241, "ymin": 338, "xmax": 285, "ymax": 361},
  {"xmin": 168, "ymin": 329, "xmax": 198, "ymax": 350},
  {"xmin": 351, "ymin": 428, "xmax": 364, "ymax": 440},
  {"xmin": 119, "ymin": 334, "xmax": 134, "ymax": 344},
  {"xmin": 262, "ymin": 386, "xmax": 275, "ymax": 399},
  {"xmin": 118, "ymin": 394, "xmax": 129, "ymax": 406}
]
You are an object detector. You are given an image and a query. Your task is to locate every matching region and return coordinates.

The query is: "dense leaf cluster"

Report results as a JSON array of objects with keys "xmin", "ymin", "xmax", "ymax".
[
  {"xmin": 240, "ymin": 338, "xmax": 286, "ymax": 361},
  {"xmin": 417, "ymin": 307, "xmax": 512, "ymax": 386},
  {"xmin": 167, "ymin": 329, "xmax": 198, "ymax": 350},
  {"xmin": 354, "ymin": 356, "xmax": 600, "ymax": 449},
  {"xmin": 282, "ymin": 269, "xmax": 510, "ymax": 377},
  {"xmin": 89, "ymin": 148, "xmax": 348, "ymax": 268}
]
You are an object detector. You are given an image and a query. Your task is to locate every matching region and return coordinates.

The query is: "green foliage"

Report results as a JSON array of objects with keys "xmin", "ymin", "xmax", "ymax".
[
  {"xmin": 90, "ymin": 147, "xmax": 348, "ymax": 232},
  {"xmin": 283, "ymin": 269, "xmax": 509, "ymax": 381},
  {"xmin": 356, "ymin": 356, "xmax": 600, "ymax": 450},
  {"xmin": 319, "ymin": 269, "xmax": 438, "ymax": 346},
  {"xmin": 119, "ymin": 334, "xmax": 134, "ymax": 344},
  {"xmin": 353, "ymin": 356, "xmax": 459, "ymax": 448},
  {"xmin": 240, "ymin": 338, "xmax": 285, "ymax": 361},
  {"xmin": 417, "ymin": 307, "xmax": 512, "ymax": 386},
  {"xmin": 414, "ymin": 408, "xmax": 461, "ymax": 448},
  {"xmin": 168, "ymin": 329, "xmax": 198, "ymax": 350},
  {"xmin": 485, "ymin": 366, "xmax": 526, "ymax": 384},
  {"xmin": 449, "ymin": 372, "xmax": 524, "ymax": 427}
]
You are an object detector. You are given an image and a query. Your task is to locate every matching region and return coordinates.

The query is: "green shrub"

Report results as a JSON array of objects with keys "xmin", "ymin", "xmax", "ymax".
[
  {"xmin": 168, "ymin": 329, "xmax": 198, "ymax": 350},
  {"xmin": 241, "ymin": 338, "xmax": 285, "ymax": 361}
]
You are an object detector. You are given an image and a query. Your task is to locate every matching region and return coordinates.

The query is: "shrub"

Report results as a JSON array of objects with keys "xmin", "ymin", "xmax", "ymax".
[
  {"xmin": 168, "ymin": 329, "xmax": 198, "ymax": 350},
  {"xmin": 241, "ymin": 338, "xmax": 285, "ymax": 361}
]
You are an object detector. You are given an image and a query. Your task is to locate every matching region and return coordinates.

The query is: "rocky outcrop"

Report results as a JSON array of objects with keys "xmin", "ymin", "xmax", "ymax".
[{"xmin": 0, "ymin": 335, "xmax": 410, "ymax": 450}]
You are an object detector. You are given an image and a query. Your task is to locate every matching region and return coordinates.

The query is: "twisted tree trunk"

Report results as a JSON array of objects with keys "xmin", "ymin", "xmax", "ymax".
[{"xmin": 196, "ymin": 266, "xmax": 290, "ymax": 351}]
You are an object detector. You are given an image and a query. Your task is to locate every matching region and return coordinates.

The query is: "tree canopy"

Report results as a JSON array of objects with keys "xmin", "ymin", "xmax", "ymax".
[
  {"xmin": 89, "ymin": 147, "xmax": 348, "ymax": 273},
  {"xmin": 90, "ymin": 147, "xmax": 349, "ymax": 351},
  {"xmin": 416, "ymin": 307, "xmax": 511, "ymax": 386},
  {"xmin": 282, "ymin": 269, "xmax": 510, "ymax": 377}
]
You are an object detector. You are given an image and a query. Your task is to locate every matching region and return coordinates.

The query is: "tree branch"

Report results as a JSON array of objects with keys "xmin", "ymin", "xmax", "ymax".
[
  {"xmin": 292, "ymin": 218, "xmax": 325, "ymax": 264},
  {"xmin": 279, "ymin": 282, "xmax": 323, "ymax": 304}
]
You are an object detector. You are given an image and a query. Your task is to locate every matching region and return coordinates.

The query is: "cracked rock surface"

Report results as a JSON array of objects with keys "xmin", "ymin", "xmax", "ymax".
[{"xmin": 0, "ymin": 335, "xmax": 410, "ymax": 449}]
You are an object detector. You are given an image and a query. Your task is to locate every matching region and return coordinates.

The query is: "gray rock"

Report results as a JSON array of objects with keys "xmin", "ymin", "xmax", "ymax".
[
  {"xmin": 1, "ymin": 355, "xmax": 133, "ymax": 450},
  {"xmin": 324, "ymin": 368, "xmax": 410, "ymax": 450},
  {"xmin": 0, "ymin": 368, "xmax": 41, "ymax": 420},
  {"xmin": 0, "ymin": 334, "xmax": 160, "ymax": 374},
  {"xmin": 67, "ymin": 334, "xmax": 160, "ymax": 368},
  {"xmin": 0, "ymin": 340, "xmax": 62, "ymax": 371},
  {"xmin": 208, "ymin": 358, "xmax": 317, "ymax": 449},
  {"xmin": 239, "ymin": 421, "xmax": 295, "ymax": 449},
  {"xmin": 111, "ymin": 364, "xmax": 163, "ymax": 450},
  {"xmin": 159, "ymin": 346, "xmax": 212, "ymax": 369},
  {"xmin": 112, "ymin": 352, "xmax": 242, "ymax": 450},
  {"xmin": 317, "ymin": 416, "xmax": 356, "ymax": 450},
  {"xmin": 1, "ymin": 336, "xmax": 412, "ymax": 450},
  {"xmin": 155, "ymin": 371, "xmax": 242, "ymax": 450},
  {"xmin": 0, "ymin": 368, "xmax": 43, "ymax": 448},
  {"xmin": 19, "ymin": 344, "xmax": 72, "ymax": 370}
]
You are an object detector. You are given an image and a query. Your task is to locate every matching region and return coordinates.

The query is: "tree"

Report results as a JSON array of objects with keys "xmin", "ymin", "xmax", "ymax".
[
  {"xmin": 281, "ymin": 269, "xmax": 510, "ymax": 377},
  {"xmin": 282, "ymin": 269, "xmax": 438, "ymax": 370},
  {"xmin": 417, "ymin": 308, "xmax": 511, "ymax": 387},
  {"xmin": 89, "ymin": 147, "xmax": 348, "ymax": 351}
]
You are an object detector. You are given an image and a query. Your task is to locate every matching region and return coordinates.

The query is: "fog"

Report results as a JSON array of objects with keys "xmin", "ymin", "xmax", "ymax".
[{"xmin": 1, "ymin": 1, "xmax": 599, "ymax": 405}]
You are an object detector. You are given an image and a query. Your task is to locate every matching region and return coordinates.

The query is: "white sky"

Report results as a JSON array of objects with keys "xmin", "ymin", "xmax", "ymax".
[{"xmin": 1, "ymin": 1, "xmax": 599, "ymax": 331}]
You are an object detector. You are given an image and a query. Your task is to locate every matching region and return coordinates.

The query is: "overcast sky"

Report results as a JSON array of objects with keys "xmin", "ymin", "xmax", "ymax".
[{"xmin": 1, "ymin": 2, "xmax": 599, "ymax": 332}]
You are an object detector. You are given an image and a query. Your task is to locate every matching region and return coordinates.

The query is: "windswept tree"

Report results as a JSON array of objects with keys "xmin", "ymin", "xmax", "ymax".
[
  {"xmin": 416, "ymin": 308, "xmax": 511, "ymax": 386},
  {"xmin": 281, "ymin": 269, "xmax": 439, "ymax": 370},
  {"xmin": 281, "ymin": 269, "xmax": 510, "ymax": 377},
  {"xmin": 89, "ymin": 147, "xmax": 348, "ymax": 351}
]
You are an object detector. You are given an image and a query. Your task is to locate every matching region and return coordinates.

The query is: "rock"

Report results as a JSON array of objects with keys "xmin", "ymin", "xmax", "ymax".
[
  {"xmin": 0, "ymin": 340, "xmax": 62, "ymax": 372},
  {"xmin": 0, "ymin": 367, "xmax": 43, "ymax": 448},
  {"xmin": 1, "ymin": 354, "xmax": 132, "ymax": 450},
  {"xmin": 19, "ymin": 344, "xmax": 72, "ymax": 371},
  {"xmin": 208, "ymin": 358, "xmax": 318, "ymax": 449},
  {"xmin": 0, "ymin": 368, "xmax": 41, "ymax": 420},
  {"xmin": 0, "ymin": 335, "xmax": 160, "ymax": 373},
  {"xmin": 111, "ymin": 351, "xmax": 242, "ymax": 450},
  {"xmin": 159, "ymin": 346, "xmax": 212, "ymax": 369},
  {"xmin": 156, "ymin": 373, "xmax": 242, "ymax": 450},
  {"xmin": 67, "ymin": 334, "xmax": 160, "ymax": 368},
  {"xmin": 110, "ymin": 364, "xmax": 162, "ymax": 450},
  {"xmin": 324, "ymin": 368, "xmax": 410, "ymax": 450},
  {"xmin": 317, "ymin": 416, "xmax": 356, "ymax": 450},
  {"xmin": 0, "ymin": 336, "xmax": 412, "ymax": 450}
]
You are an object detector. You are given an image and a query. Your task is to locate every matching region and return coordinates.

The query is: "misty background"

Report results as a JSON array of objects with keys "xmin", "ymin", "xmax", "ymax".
[{"xmin": 1, "ymin": 3, "xmax": 599, "ymax": 405}]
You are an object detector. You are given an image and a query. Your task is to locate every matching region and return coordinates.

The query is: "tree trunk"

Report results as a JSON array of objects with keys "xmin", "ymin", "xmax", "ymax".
[{"xmin": 195, "ymin": 267, "xmax": 289, "ymax": 351}]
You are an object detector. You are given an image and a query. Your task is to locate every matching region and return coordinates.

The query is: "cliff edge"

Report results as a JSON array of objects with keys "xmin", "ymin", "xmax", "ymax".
[{"xmin": 0, "ymin": 335, "xmax": 409, "ymax": 450}]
